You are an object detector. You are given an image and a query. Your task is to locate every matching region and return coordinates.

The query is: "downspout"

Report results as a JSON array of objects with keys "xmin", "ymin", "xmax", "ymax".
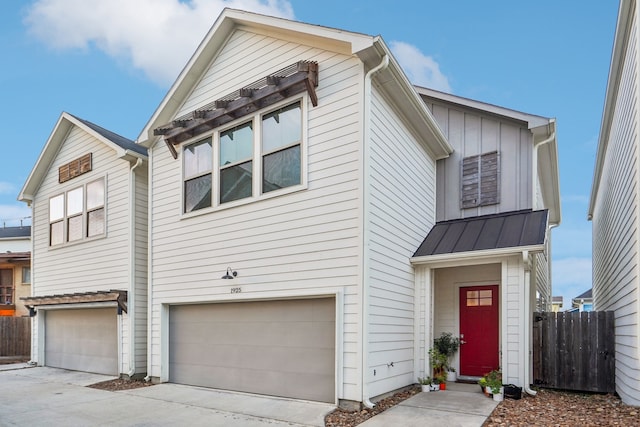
[
  {"xmin": 128, "ymin": 157, "xmax": 143, "ymax": 378},
  {"xmin": 361, "ymin": 53, "xmax": 389, "ymax": 409},
  {"xmin": 144, "ymin": 151, "xmax": 153, "ymax": 383},
  {"xmin": 522, "ymin": 250, "xmax": 537, "ymax": 396}
]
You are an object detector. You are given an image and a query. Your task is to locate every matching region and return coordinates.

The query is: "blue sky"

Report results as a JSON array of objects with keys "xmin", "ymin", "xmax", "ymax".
[{"xmin": 0, "ymin": 1, "xmax": 619, "ymax": 307}]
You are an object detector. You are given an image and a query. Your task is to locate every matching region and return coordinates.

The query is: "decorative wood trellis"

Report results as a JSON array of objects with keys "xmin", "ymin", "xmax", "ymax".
[{"xmin": 533, "ymin": 311, "xmax": 615, "ymax": 393}]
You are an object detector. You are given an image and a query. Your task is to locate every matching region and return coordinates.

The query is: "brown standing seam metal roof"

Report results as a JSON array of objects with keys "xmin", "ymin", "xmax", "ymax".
[{"xmin": 413, "ymin": 209, "xmax": 548, "ymax": 257}]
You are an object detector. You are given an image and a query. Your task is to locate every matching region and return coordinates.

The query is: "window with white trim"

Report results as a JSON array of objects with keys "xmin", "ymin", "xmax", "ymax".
[
  {"xmin": 49, "ymin": 178, "xmax": 105, "ymax": 245},
  {"xmin": 183, "ymin": 100, "xmax": 303, "ymax": 213}
]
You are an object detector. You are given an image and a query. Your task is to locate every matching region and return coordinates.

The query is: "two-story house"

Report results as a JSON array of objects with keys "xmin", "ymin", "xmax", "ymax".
[
  {"xmin": 136, "ymin": 9, "xmax": 559, "ymax": 407},
  {"xmin": 19, "ymin": 113, "xmax": 148, "ymax": 377}
]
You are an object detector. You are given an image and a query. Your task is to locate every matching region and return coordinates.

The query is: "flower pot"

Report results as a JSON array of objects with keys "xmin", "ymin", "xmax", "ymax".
[
  {"xmin": 492, "ymin": 387, "xmax": 504, "ymax": 402},
  {"xmin": 440, "ymin": 382, "xmax": 446, "ymax": 391},
  {"xmin": 430, "ymin": 384, "xmax": 439, "ymax": 391},
  {"xmin": 421, "ymin": 384, "xmax": 430, "ymax": 392},
  {"xmin": 446, "ymin": 371, "xmax": 457, "ymax": 382}
]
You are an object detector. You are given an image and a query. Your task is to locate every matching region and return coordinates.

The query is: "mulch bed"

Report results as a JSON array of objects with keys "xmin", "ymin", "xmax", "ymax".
[
  {"xmin": 325, "ymin": 386, "xmax": 420, "ymax": 427},
  {"xmin": 87, "ymin": 378, "xmax": 155, "ymax": 391}
]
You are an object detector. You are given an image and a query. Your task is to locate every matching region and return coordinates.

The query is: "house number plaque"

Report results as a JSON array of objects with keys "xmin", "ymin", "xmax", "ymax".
[{"xmin": 230, "ymin": 287, "xmax": 242, "ymax": 294}]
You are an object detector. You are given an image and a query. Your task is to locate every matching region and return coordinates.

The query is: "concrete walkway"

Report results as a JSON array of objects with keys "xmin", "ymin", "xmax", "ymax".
[
  {"xmin": 361, "ymin": 382, "xmax": 499, "ymax": 427},
  {"xmin": 0, "ymin": 366, "xmax": 334, "ymax": 426}
]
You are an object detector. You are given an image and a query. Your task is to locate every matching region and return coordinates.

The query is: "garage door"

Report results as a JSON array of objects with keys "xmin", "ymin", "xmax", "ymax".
[
  {"xmin": 169, "ymin": 298, "xmax": 335, "ymax": 403},
  {"xmin": 45, "ymin": 307, "xmax": 118, "ymax": 375}
]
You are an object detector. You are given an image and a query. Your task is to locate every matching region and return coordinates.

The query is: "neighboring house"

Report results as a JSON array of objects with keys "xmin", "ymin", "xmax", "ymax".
[
  {"xmin": 18, "ymin": 112, "xmax": 148, "ymax": 377},
  {"xmin": 136, "ymin": 9, "xmax": 560, "ymax": 407},
  {"xmin": 570, "ymin": 289, "xmax": 593, "ymax": 312},
  {"xmin": 0, "ymin": 226, "xmax": 31, "ymax": 317},
  {"xmin": 412, "ymin": 88, "xmax": 560, "ymax": 387},
  {"xmin": 551, "ymin": 295, "xmax": 564, "ymax": 312},
  {"xmin": 588, "ymin": 0, "xmax": 640, "ymax": 406}
]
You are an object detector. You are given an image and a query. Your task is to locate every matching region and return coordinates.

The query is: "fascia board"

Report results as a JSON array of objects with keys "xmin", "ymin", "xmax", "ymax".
[
  {"xmin": 533, "ymin": 121, "xmax": 561, "ymax": 225},
  {"xmin": 589, "ymin": 0, "xmax": 633, "ymax": 218},
  {"xmin": 360, "ymin": 39, "xmax": 452, "ymax": 160},
  {"xmin": 410, "ymin": 244, "xmax": 546, "ymax": 267}
]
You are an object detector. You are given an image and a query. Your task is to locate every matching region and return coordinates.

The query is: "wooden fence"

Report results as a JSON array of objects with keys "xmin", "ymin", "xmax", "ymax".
[
  {"xmin": 0, "ymin": 317, "xmax": 31, "ymax": 357},
  {"xmin": 533, "ymin": 311, "xmax": 615, "ymax": 393}
]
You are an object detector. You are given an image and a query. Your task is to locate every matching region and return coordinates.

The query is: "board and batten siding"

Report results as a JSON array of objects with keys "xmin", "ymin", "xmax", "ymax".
[
  {"xmin": 366, "ymin": 87, "xmax": 437, "ymax": 397},
  {"xmin": 148, "ymin": 29, "xmax": 365, "ymax": 401},
  {"xmin": 30, "ymin": 126, "xmax": 136, "ymax": 369},
  {"xmin": 424, "ymin": 99, "xmax": 533, "ymax": 222},
  {"xmin": 133, "ymin": 165, "xmax": 148, "ymax": 373},
  {"xmin": 592, "ymin": 7, "xmax": 640, "ymax": 406}
]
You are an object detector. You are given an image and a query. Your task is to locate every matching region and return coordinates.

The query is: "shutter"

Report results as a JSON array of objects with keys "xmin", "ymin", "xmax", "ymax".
[{"xmin": 460, "ymin": 151, "xmax": 500, "ymax": 209}]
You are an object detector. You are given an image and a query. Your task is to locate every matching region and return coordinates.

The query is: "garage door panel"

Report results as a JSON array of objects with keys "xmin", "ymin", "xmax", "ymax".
[
  {"xmin": 169, "ymin": 298, "xmax": 335, "ymax": 403},
  {"xmin": 45, "ymin": 308, "xmax": 118, "ymax": 376}
]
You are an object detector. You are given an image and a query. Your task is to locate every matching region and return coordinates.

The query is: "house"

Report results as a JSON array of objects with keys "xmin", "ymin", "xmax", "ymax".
[
  {"xmin": 570, "ymin": 289, "xmax": 593, "ymax": 312},
  {"xmin": 18, "ymin": 112, "xmax": 148, "ymax": 377},
  {"xmin": 551, "ymin": 295, "xmax": 564, "ymax": 312},
  {"xmin": 137, "ymin": 8, "xmax": 560, "ymax": 408},
  {"xmin": 0, "ymin": 226, "xmax": 31, "ymax": 317},
  {"xmin": 588, "ymin": 0, "xmax": 640, "ymax": 406}
]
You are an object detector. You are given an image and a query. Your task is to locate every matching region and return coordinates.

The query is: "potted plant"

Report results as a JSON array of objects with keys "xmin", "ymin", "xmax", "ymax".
[
  {"xmin": 418, "ymin": 376, "xmax": 431, "ymax": 392},
  {"xmin": 434, "ymin": 332, "xmax": 460, "ymax": 381},
  {"xmin": 478, "ymin": 376, "xmax": 489, "ymax": 395},
  {"xmin": 428, "ymin": 347, "xmax": 448, "ymax": 379},
  {"xmin": 435, "ymin": 373, "xmax": 447, "ymax": 391},
  {"xmin": 485, "ymin": 369, "xmax": 503, "ymax": 401}
]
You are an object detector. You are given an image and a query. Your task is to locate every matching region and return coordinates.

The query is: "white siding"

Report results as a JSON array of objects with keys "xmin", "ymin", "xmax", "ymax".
[
  {"xmin": 503, "ymin": 255, "xmax": 525, "ymax": 387},
  {"xmin": 366, "ymin": 87, "xmax": 438, "ymax": 398},
  {"xmin": 592, "ymin": 6, "xmax": 640, "ymax": 405},
  {"xmin": 30, "ymin": 125, "xmax": 141, "ymax": 374},
  {"xmin": 426, "ymin": 100, "xmax": 533, "ymax": 221},
  {"xmin": 133, "ymin": 165, "xmax": 148, "ymax": 374},
  {"xmin": 148, "ymin": 30, "xmax": 365, "ymax": 401}
]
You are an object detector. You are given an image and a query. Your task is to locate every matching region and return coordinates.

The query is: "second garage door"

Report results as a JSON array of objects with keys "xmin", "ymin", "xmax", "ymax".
[
  {"xmin": 169, "ymin": 298, "xmax": 335, "ymax": 403},
  {"xmin": 45, "ymin": 307, "xmax": 118, "ymax": 375}
]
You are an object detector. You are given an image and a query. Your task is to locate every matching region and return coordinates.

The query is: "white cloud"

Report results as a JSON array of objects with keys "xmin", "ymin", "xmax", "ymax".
[
  {"xmin": 552, "ymin": 257, "xmax": 592, "ymax": 309},
  {"xmin": 0, "ymin": 204, "xmax": 32, "ymax": 227},
  {"xmin": 25, "ymin": 0, "xmax": 295, "ymax": 86},
  {"xmin": 390, "ymin": 41, "xmax": 451, "ymax": 93}
]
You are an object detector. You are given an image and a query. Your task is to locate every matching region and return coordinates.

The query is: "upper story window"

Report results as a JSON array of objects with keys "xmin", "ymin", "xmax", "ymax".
[
  {"xmin": 21, "ymin": 266, "xmax": 31, "ymax": 285},
  {"xmin": 183, "ymin": 100, "xmax": 303, "ymax": 213},
  {"xmin": 0, "ymin": 269, "xmax": 13, "ymax": 304},
  {"xmin": 461, "ymin": 151, "xmax": 500, "ymax": 209},
  {"xmin": 49, "ymin": 178, "xmax": 105, "ymax": 246}
]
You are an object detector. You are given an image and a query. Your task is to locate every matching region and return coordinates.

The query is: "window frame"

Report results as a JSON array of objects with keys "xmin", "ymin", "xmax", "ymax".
[
  {"xmin": 0, "ymin": 268, "xmax": 14, "ymax": 305},
  {"xmin": 181, "ymin": 96, "xmax": 307, "ymax": 216},
  {"xmin": 48, "ymin": 177, "xmax": 107, "ymax": 247},
  {"xmin": 21, "ymin": 266, "xmax": 31, "ymax": 285}
]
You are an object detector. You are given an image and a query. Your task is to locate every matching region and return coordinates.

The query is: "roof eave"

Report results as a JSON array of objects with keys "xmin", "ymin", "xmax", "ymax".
[
  {"xmin": 588, "ymin": 0, "xmax": 632, "ymax": 218},
  {"xmin": 410, "ymin": 243, "xmax": 546, "ymax": 266},
  {"xmin": 532, "ymin": 120, "xmax": 561, "ymax": 225}
]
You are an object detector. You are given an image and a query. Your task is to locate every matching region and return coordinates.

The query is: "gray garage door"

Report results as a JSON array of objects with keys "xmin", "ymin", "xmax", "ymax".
[
  {"xmin": 45, "ymin": 308, "xmax": 118, "ymax": 375},
  {"xmin": 169, "ymin": 298, "xmax": 335, "ymax": 403}
]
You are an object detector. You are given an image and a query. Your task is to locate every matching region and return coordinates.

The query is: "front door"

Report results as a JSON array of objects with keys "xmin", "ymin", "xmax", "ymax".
[{"xmin": 459, "ymin": 285, "xmax": 499, "ymax": 376}]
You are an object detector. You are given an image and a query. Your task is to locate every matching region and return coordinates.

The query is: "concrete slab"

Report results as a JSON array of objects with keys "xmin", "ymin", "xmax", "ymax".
[
  {"xmin": 360, "ymin": 383, "xmax": 498, "ymax": 427},
  {"xmin": 0, "ymin": 367, "xmax": 333, "ymax": 427}
]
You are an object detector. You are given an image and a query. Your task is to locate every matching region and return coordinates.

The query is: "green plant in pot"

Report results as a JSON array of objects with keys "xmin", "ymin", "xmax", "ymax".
[
  {"xmin": 428, "ymin": 347, "xmax": 448, "ymax": 379},
  {"xmin": 417, "ymin": 376, "xmax": 432, "ymax": 392},
  {"xmin": 434, "ymin": 332, "xmax": 460, "ymax": 380},
  {"xmin": 485, "ymin": 369, "xmax": 502, "ymax": 396}
]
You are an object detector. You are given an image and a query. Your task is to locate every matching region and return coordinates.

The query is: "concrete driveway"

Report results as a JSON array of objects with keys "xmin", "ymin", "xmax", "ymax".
[{"xmin": 0, "ymin": 365, "xmax": 334, "ymax": 426}]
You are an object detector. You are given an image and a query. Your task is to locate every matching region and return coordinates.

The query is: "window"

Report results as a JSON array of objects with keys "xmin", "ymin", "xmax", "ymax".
[
  {"xmin": 0, "ymin": 269, "xmax": 13, "ymax": 305},
  {"xmin": 461, "ymin": 151, "xmax": 500, "ymax": 209},
  {"xmin": 183, "ymin": 100, "xmax": 303, "ymax": 213},
  {"xmin": 49, "ymin": 177, "xmax": 106, "ymax": 245},
  {"xmin": 466, "ymin": 289, "xmax": 493, "ymax": 307},
  {"xmin": 22, "ymin": 267, "xmax": 31, "ymax": 285}
]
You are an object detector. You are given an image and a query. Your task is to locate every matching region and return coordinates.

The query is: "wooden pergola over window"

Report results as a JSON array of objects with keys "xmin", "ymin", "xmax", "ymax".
[{"xmin": 154, "ymin": 61, "xmax": 319, "ymax": 159}]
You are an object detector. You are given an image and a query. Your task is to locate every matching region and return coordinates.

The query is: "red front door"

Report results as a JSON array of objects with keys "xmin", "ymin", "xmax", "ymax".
[{"xmin": 459, "ymin": 285, "xmax": 499, "ymax": 377}]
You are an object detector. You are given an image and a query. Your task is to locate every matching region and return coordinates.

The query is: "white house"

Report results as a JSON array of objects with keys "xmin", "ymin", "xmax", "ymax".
[
  {"xmin": 588, "ymin": 0, "xmax": 640, "ymax": 406},
  {"xmin": 137, "ymin": 9, "xmax": 560, "ymax": 408},
  {"xmin": 19, "ymin": 113, "xmax": 148, "ymax": 378}
]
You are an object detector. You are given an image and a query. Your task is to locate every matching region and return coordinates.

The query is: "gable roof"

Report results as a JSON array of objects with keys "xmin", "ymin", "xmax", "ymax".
[
  {"xmin": 19, "ymin": 112, "xmax": 147, "ymax": 204},
  {"xmin": 413, "ymin": 209, "xmax": 548, "ymax": 261},
  {"xmin": 137, "ymin": 8, "xmax": 452, "ymax": 160},
  {"xmin": 0, "ymin": 226, "xmax": 31, "ymax": 240},
  {"xmin": 575, "ymin": 289, "xmax": 593, "ymax": 299}
]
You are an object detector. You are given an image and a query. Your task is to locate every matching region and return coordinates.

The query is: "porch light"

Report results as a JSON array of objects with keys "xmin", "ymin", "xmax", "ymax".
[{"xmin": 222, "ymin": 267, "xmax": 237, "ymax": 279}]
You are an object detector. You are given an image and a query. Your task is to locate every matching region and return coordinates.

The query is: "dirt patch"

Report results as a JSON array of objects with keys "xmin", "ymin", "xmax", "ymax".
[
  {"xmin": 325, "ymin": 386, "xmax": 420, "ymax": 427},
  {"xmin": 88, "ymin": 378, "xmax": 155, "ymax": 391}
]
